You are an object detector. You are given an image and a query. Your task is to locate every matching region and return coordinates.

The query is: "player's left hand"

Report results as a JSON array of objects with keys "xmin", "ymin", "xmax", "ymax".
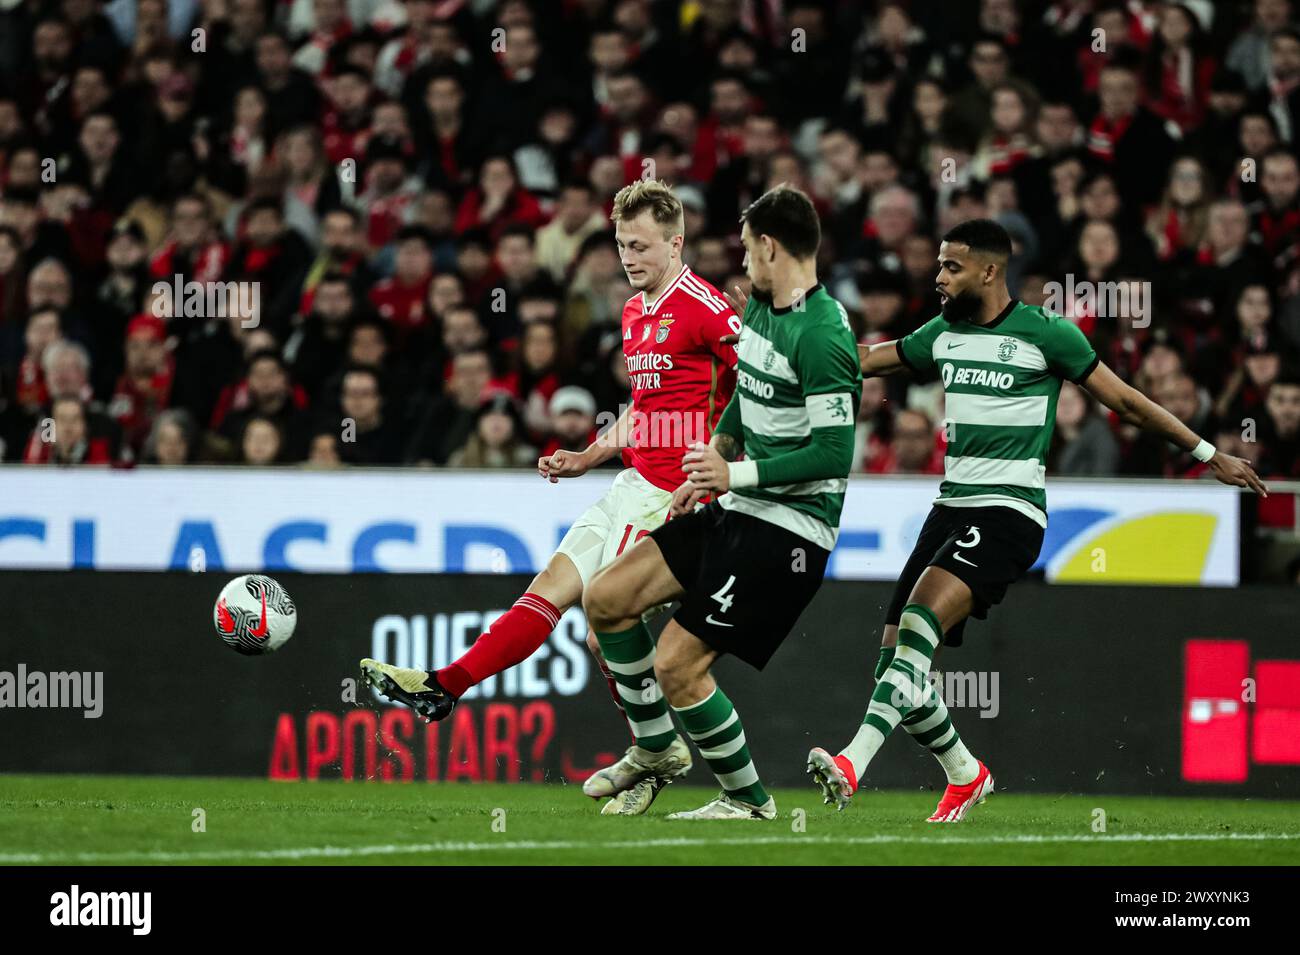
[
  {"xmin": 1208, "ymin": 452, "xmax": 1268, "ymax": 497},
  {"xmin": 670, "ymin": 480, "xmax": 708, "ymax": 517},
  {"xmin": 682, "ymin": 441, "xmax": 729, "ymax": 493},
  {"xmin": 719, "ymin": 285, "xmax": 749, "ymax": 344}
]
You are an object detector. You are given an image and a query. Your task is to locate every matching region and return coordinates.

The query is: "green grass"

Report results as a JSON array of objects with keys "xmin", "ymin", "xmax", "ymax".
[{"xmin": 1, "ymin": 774, "xmax": 1297, "ymax": 865}]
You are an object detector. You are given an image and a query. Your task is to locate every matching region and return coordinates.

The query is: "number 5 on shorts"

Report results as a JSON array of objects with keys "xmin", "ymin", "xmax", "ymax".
[{"xmin": 707, "ymin": 575, "xmax": 737, "ymax": 628}]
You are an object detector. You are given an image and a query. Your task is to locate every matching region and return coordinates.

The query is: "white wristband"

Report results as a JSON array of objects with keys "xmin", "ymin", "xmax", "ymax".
[
  {"xmin": 1191, "ymin": 439, "xmax": 1216, "ymax": 463},
  {"xmin": 727, "ymin": 460, "xmax": 759, "ymax": 489}
]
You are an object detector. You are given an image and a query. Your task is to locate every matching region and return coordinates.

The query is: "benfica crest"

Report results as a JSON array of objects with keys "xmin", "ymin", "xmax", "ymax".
[{"xmin": 656, "ymin": 318, "xmax": 675, "ymax": 343}]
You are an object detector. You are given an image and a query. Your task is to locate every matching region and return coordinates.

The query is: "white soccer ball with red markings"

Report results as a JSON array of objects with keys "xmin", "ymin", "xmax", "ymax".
[{"xmin": 214, "ymin": 575, "xmax": 297, "ymax": 655}]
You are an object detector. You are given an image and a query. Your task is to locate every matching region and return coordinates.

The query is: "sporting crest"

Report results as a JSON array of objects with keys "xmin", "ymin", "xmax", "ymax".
[{"xmin": 997, "ymin": 338, "xmax": 1018, "ymax": 362}]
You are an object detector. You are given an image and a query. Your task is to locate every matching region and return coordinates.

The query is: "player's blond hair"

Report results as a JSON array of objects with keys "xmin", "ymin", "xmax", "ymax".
[{"xmin": 610, "ymin": 179, "xmax": 684, "ymax": 239}]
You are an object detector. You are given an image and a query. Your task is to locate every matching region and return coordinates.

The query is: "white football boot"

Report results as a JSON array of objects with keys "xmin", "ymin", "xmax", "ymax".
[
  {"xmin": 582, "ymin": 735, "xmax": 692, "ymax": 799},
  {"xmin": 666, "ymin": 791, "xmax": 777, "ymax": 820},
  {"xmin": 599, "ymin": 774, "xmax": 674, "ymax": 816}
]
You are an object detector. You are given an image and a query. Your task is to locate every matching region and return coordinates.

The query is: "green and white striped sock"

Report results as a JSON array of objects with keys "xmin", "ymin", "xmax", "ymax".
[
  {"xmin": 594, "ymin": 622, "xmax": 676, "ymax": 753},
  {"xmin": 876, "ymin": 646, "xmax": 979, "ymax": 785},
  {"xmin": 673, "ymin": 687, "xmax": 768, "ymax": 808},
  {"xmin": 841, "ymin": 604, "xmax": 943, "ymax": 780}
]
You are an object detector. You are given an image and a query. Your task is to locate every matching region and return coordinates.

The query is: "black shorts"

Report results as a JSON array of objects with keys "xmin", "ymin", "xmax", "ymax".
[
  {"xmin": 885, "ymin": 504, "xmax": 1044, "ymax": 647},
  {"xmin": 650, "ymin": 501, "xmax": 830, "ymax": 669}
]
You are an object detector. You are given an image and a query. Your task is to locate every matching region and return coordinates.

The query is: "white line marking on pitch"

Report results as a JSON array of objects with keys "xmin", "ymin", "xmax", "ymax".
[{"xmin": 2, "ymin": 831, "xmax": 1298, "ymax": 864}]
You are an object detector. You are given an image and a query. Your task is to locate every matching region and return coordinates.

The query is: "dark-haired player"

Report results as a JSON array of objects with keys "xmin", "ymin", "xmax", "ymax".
[
  {"xmin": 582, "ymin": 185, "xmax": 861, "ymax": 819},
  {"xmin": 807, "ymin": 219, "xmax": 1267, "ymax": 821}
]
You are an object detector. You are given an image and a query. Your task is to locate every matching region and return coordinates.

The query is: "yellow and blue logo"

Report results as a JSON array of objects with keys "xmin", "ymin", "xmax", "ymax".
[{"xmin": 1034, "ymin": 509, "xmax": 1220, "ymax": 584}]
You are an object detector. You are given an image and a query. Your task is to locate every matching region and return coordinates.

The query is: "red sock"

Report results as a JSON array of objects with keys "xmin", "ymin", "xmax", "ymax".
[{"xmin": 437, "ymin": 593, "xmax": 560, "ymax": 698}]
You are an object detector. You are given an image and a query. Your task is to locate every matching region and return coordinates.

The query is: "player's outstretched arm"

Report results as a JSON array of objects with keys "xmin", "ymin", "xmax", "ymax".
[
  {"xmin": 537, "ymin": 403, "xmax": 634, "ymax": 483},
  {"xmin": 858, "ymin": 340, "xmax": 908, "ymax": 377},
  {"xmin": 1080, "ymin": 362, "xmax": 1268, "ymax": 497}
]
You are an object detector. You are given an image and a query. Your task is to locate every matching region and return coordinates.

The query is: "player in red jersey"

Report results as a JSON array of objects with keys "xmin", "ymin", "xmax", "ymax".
[{"xmin": 361, "ymin": 180, "xmax": 739, "ymax": 814}]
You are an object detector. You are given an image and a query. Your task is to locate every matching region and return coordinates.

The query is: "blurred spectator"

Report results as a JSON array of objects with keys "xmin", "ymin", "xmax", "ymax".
[
  {"xmin": 1228, "ymin": 0, "xmax": 1294, "ymax": 91},
  {"xmin": 215, "ymin": 349, "xmax": 311, "ymax": 461},
  {"xmin": 1147, "ymin": 156, "xmax": 1212, "ymax": 262},
  {"xmin": 142, "ymin": 408, "xmax": 198, "ymax": 466},
  {"xmin": 225, "ymin": 196, "xmax": 313, "ymax": 334},
  {"xmin": 1259, "ymin": 372, "xmax": 1300, "ymax": 475},
  {"xmin": 24, "ymin": 395, "xmax": 114, "ymax": 466},
  {"xmin": 852, "ymin": 376, "xmax": 892, "ymax": 474},
  {"xmin": 1089, "ymin": 60, "xmax": 1176, "ymax": 208},
  {"xmin": 0, "ymin": 226, "xmax": 24, "ymax": 332},
  {"xmin": 255, "ymin": 30, "xmax": 321, "ymax": 137},
  {"xmin": 405, "ymin": 347, "xmax": 491, "ymax": 465},
  {"xmin": 306, "ymin": 430, "xmax": 344, "ymax": 469},
  {"xmin": 285, "ymin": 272, "xmax": 361, "ymax": 400},
  {"xmin": 1256, "ymin": 26, "xmax": 1300, "ymax": 143},
  {"xmin": 866, "ymin": 407, "xmax": 943, "ymax": 475},
  {"xmin": 501, "ymin": 320, "xmax": 563, "ymax": 440},
  {"xmin": 93, "ymin": 219, "xmax": 152, "ymax": 393},
  {"xmin": 277, "ymin": 125, "xmax": 344, "ymax": 236},
  {"xmin": 336, "ymin": 364, "xmax": 403, "ymax": 465},
  {"xmin": 357, "ymin": 133, "xmax": 422, "ymax": 251},
  {"xmin": 535, "ymin": 180, "xmax": 607, "ymax": 283},
  {"xmin": 1051, "ymin": 382, "xmax": 1121, "ymax": 476},
  {"xmin": 299, "ymin": 206, "xmax": 375, "ymax": 314},
  {"xmin": 10, "ymin": 309, "xmax": 64, "ymax": 428},
  {"xmin": 149, "ymin": 193, "xmax": 228, "ymax": 286},
  {"xmin": 239, "ymin": 414, "xmax": 285, "ymax": 466},
  {"xmin": 1142, "ymin": 3, "xmax": 1215, "ymax": 135},
  {"xmin": 491, "ymin": 224, "xmax": 561, "ymax": 344},
  {"xmin": 1124, "ymin": 371, "xmax": 1218, "ymax": 476},
  {"xmin": 107, "ymin": 314, "xmax": 173, "ymax": 457},
  {"xmin": 447, "ymin": 390, "xmax": 537, "ymax": 469},
  {"xmin": 368, "ymin": 225, "xmax": 432, "ymax": 331},
  {"xmin": 540, "ymin": 385, "xmax": 598, "ymax": 459},
  {"xmin": 453, "ymin": 155, "xmax": 545, "ymax": 242}
]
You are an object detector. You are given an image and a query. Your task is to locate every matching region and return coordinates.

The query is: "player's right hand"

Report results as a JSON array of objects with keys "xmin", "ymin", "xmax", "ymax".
[
  {"xmin": 670, "ymin": 479, "xmax": 708, "ymax": 517},
  {"xmin": 1209, "ymin": 451, "xmax": 1268, "ymax": 497},
  {"xmin": 538, "ymin": 449, "xmax": 589, "ymax": 483},
  {"xmin": 719, "ymin": 285, "xmax": 749, "ymax": 344}
]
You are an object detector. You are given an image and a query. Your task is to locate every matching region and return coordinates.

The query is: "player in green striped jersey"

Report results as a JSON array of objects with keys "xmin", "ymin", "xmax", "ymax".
[
  {"xmin": 808, "ymin": 218, "xmax": 1267, "ymax": 821},
  {"xmin": 582, "ymin": 186, "xmax": 860, "ymax": 820}
]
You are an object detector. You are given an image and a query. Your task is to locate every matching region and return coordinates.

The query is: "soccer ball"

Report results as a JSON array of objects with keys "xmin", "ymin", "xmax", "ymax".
[{"xmin": 214, "ymin": 574, "xmax": 297, "ymax": 655}]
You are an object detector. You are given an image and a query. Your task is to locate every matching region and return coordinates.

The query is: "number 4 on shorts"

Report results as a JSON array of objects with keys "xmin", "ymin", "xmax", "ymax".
[{"xmin": 707, "ymin": 575, "xmax": 737, "ymax": 628}]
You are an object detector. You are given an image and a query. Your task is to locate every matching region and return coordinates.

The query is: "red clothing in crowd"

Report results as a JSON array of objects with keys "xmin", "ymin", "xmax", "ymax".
[
  {"xmin": 368, "ymin": 274, "xmax": 431, "ymax": 328},
  {"xmin": 23, "ymin": 433, "xmax": 115, "ymax": 465},
  {"xmin": 149, "ymin": 240, "xmax": 229, "ymax": 284},
  {"xmin": 108, "ymin": 361, "xmax": 175, "ymax": 453},
  {"xmin": 208, "ymin": 381, "xmax": 311, "ymax": 431},
  {"xmin": 865, "ymin": 445, "xmax": 945, "ymax": 475},
  {"xmin": 453, "ymin": 186, "xmax": 546, "ymax": 243}
]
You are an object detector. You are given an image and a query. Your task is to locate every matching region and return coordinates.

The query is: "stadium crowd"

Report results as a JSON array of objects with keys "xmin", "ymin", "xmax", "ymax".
[{"xmin": 1, "ymin": 0, "xmax": 1299, "ymax": 481}]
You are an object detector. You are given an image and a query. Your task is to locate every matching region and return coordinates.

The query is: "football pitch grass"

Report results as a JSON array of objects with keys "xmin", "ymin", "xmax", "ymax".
[{"xmin": 1, "ymin": 774, "xmax": 1298, "ymax": 866}]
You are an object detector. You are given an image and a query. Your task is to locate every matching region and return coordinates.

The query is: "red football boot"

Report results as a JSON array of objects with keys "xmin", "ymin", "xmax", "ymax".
[
  {"xmin": 806, "ymin": 747, "xmax": 857, "ymax": 811},
  {"xmin": 926, "ymin": 760, "xmax": 994, "ymax": 823}
]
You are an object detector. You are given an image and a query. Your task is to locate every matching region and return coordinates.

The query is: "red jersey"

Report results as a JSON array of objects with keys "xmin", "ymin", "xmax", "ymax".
[{"xmin": 621, "ymin": 266, "xmax": 739, "ymax": 491}]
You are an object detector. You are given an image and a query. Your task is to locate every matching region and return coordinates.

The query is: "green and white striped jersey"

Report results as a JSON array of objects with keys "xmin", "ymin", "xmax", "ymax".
[
  {"xmin": 720, "ymin": 284, "xmax": 861, "ymax": 550},
  {"xmin": 898, "ymin": 300, "xmax": 1099, "ymax": 527}
]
